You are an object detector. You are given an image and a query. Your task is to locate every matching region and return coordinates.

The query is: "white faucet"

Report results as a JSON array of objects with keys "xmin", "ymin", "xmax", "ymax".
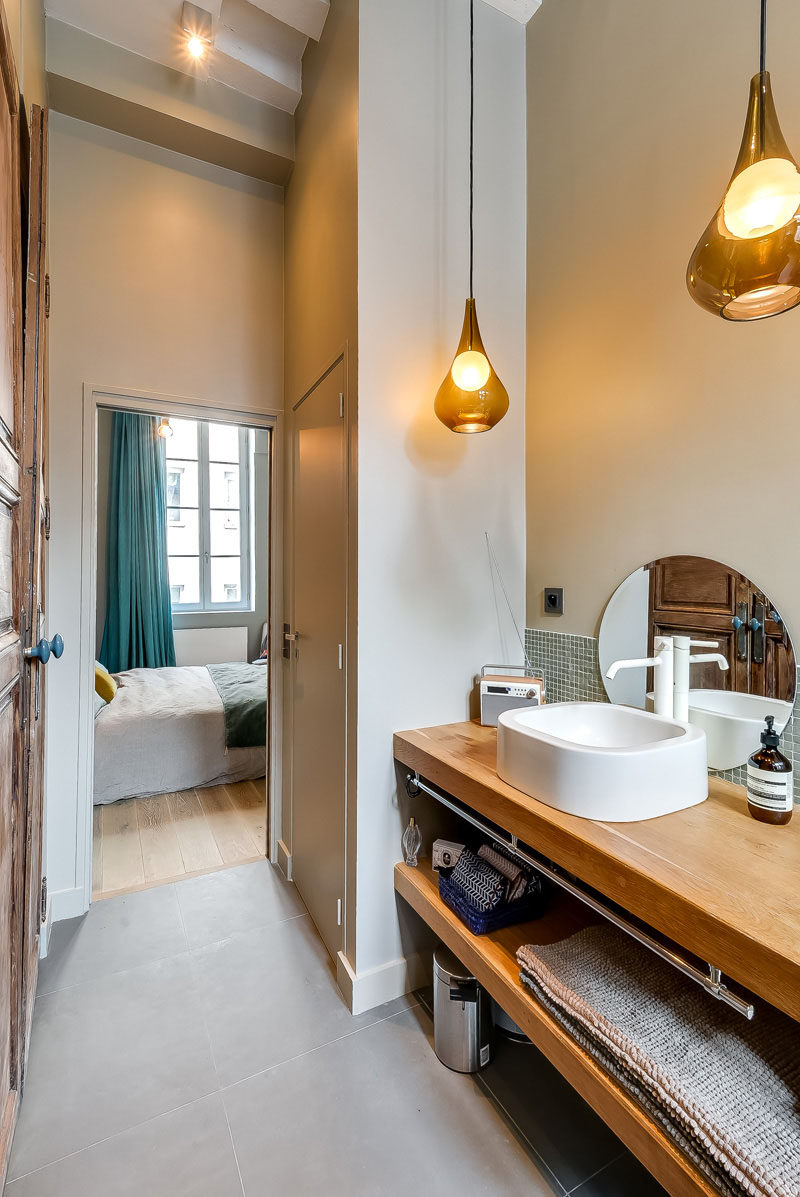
[
  {"xmin": 672, "ymin": 635, "xmax": 729, "ymax": 721},
  {"xmin": 606, "ymin": 635, "xmax": 674, "ymax": 718}
]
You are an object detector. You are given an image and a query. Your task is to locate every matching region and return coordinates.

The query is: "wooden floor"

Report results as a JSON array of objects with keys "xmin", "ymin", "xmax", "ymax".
[{"xmin": 92, "ymin": 778, "xmax": 267, "ymax": 900}]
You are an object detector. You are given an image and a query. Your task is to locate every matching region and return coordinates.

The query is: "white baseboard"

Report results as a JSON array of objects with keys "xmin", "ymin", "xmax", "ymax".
[
  {"xmin": 49, "ymin": 885, "xmax": 90, "ymax": 926},
  {"xmin": 337, "ymin": 949, "xmax": 431, "ymax": 1016},
  {"xmin": 276, "ymin": 839, "xmax": 292, "ymax": 880}
]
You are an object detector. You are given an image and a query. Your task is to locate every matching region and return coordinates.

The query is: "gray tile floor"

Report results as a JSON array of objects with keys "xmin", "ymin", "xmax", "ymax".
[{"xmin": 5, "ymin": 861, "xmax": 667, "ymax": 1195}]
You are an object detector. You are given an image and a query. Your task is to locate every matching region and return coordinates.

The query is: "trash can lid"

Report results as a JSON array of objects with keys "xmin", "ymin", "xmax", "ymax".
[{"xmin": 433, "ymin": 943, "xmax": 474, "ymax": 984}]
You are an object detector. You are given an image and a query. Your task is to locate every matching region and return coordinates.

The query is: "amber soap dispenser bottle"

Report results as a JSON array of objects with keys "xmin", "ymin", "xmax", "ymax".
[{"xmin": 747, "ymin": 715, "xmax": 794, "ymax": 825}]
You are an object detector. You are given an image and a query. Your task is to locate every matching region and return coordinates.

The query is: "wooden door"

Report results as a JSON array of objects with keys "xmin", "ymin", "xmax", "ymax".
[
  {"xmin": 18, "ymin": 105, "xmax": 48, "ymax": 1074},
  {"xmin": 0, "ymin": 3, "xmax": 25, "ymax": 1182},
  {"xmin": 290, "ymin": 361, "xmax": 346, "ymax": 960},
  {"xmin": 646, "ymin": 555, "xmax": 794, "ymax": 701}
]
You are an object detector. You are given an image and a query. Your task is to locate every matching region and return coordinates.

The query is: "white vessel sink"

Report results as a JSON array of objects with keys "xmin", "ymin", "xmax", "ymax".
[
  {"xmin": 686, "ymin": 689, "xmax": 793, "ymax": 772},
  {"xmin": 496, "ymin": 703, "xmax": 708, "ymax": 822}
]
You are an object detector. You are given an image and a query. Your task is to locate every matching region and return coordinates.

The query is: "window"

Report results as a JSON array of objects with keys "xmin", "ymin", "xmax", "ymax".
[{"xmin": 165, "ymin": 419, "xmax": 252, "ymax": 611}]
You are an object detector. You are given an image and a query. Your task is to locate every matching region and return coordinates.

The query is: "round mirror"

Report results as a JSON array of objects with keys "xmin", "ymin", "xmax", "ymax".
[{"xmin": 598, "ymin": 555, "xmax": 796, "ymax": 770}]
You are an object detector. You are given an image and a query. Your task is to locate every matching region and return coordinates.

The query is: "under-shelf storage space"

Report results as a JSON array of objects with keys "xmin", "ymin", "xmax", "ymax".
[{"xmin": 395, "ymin": 860, "xmax": 719, "ymax": 1197}]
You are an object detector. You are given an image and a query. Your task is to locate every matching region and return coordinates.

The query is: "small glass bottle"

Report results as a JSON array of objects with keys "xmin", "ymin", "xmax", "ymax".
[
  {"xmin": 402, "ymin": 817, "xmax": 422, "ymax": 867},
  {"xmin": 747, "ymin": 715, "xmax": 794, "ymax": 826}
]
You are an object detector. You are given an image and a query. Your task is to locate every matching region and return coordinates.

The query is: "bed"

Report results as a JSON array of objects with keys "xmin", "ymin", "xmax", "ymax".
[{"xmin": 93, "ymin": 663, "xmax": 267, "ymax": 805}]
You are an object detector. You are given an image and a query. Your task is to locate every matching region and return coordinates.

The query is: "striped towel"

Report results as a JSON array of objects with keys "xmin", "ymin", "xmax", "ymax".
[
  {"xmin": 449, "ymin": 848, "xmax": 505, "ymax": 912},
  {"xmin": 477, "ymin": 843, "xmax": 530, "ymax": 903}
]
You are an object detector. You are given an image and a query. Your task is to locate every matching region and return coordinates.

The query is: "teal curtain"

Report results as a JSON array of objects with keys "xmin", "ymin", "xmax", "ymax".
[{"xmin": 100, "ymin": 412, "xmax": 176, "ymax": 672}]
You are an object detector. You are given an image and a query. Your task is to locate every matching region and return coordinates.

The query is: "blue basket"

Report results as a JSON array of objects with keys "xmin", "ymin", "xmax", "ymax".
[{"xmin": 438, "ymin": 872, "xmax": 544, "ymax": 936}]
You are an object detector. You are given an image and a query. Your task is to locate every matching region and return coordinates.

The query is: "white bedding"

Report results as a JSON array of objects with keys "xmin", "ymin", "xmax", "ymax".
[{"xmin": 94, "ymin": 665, "xmax": 266, "ymax": 805}]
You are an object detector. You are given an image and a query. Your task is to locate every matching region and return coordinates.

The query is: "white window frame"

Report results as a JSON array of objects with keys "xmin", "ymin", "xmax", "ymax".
[{"xmin": 167, "ymin": 421, "xmax": 253, "ymax": 613}]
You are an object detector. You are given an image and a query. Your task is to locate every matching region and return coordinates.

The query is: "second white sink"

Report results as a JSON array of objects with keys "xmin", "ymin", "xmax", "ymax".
[
  {"xmin": 686, "ymin": 689, "xmax": 793, "ymax": 771},
  {"xmin": 496, "ymin": 702, "xmax": 708, "ymax": 822}
]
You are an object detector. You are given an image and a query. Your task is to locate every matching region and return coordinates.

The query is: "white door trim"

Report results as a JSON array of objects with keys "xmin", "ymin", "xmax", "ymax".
[{"xmin": 76, "ymin": 383, "xmax": 284, "ymax": 912}]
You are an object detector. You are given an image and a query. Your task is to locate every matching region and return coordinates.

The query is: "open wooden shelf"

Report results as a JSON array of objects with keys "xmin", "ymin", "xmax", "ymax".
[
  {"xmin": 395, "ymin": 721, "xmax": 800, "ymax": 1023},
  {"xmin": 395, "ymin": 859, "xmax": 718, "ymax": 1197}
]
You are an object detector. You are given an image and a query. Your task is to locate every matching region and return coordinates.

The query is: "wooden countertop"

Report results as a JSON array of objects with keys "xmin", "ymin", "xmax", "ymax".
[{"xmin": 394, "ymin": 721, "xmax": 800, "ymax": 1023}]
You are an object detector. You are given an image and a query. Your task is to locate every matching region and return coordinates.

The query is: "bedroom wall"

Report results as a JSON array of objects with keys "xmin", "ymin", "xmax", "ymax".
[
  {"xmin": 46, "ymin": 113, "xmax": 283, "ymax": 919},
  {"xmin": 95, "ymin": 413, "xmax": 270, "ymax": 662}
]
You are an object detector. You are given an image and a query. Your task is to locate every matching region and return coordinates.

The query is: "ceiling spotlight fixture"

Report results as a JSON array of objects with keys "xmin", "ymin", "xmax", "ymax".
[
  {"xmin": 434, "ymin": 0, "xmax": 508, "ymax": 434},
  {"xmin": 182, "ymin": 2, "xmax": 213, "ymax": 61},
  {"xmin": 687, "ymin": 0, "xmax": 800, "ymax": 321},
  {"xmin": 157, "ymin": 418, "xmax": 173, "ymax": 440}
]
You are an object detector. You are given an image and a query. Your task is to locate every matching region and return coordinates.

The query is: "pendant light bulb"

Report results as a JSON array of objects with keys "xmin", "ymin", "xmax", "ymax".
[
  {"xmin": 687, "ymin": 1, "xmax": 800, "ymax": 320},
  {"xmin": 157, "ymin": 417, "xmax": 173, "ymax": 439},
  {"xmin": 722, "ymin": 157, "xmax": 800, "ymax": 239},
  {"xmin": 451, "ymin": 349, "xmax": 491, "ymax": 391}
]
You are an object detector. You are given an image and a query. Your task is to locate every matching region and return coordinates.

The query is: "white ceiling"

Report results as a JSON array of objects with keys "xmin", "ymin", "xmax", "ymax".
[{"xmin": 44, "ymin": 0, "xmax": 329, "ymax": 113}]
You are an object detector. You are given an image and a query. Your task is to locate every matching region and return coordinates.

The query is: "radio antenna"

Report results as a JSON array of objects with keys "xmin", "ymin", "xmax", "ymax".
[{"xmin": 485, "ymin": 532, "xmax": 535, "ymax": 675}]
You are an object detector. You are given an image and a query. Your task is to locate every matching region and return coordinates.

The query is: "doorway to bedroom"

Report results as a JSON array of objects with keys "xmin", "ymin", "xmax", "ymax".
[{"xmin": 90, "ymin": 401, "xmax": 274, "ymax": 901}]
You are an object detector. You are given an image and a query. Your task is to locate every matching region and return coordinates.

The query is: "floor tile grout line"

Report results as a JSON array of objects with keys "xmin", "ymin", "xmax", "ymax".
[
  {"xmin": 35, "ymin": 911, "xmax": 311, "ymax": 1002},
  {"xmin": 565, "ymin": 1149, "xmax": 628, "ymax": 1194},
  {"xmin": 14, "ymin": 997, "xmax": 419, "ymax": 1181},
  {"xmin": 219, "ymin": 1001, "xmax": 422, "ymax": 1095},
  {"xmin": 221, "ymin": 1100, "xmax": 248, "ymax": 1197},
  {"xmin": 5, "ymin": 1088, "xmax": 223, "ymax": 1185},
  {"xmin": 474, "ymin": 1075, "xmax": 568, "ymax": 1196}
]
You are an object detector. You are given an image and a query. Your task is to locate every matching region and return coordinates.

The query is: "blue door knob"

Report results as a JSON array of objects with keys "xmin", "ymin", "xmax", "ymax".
[{"xmin": 25, "ymin": 634, "xmax": 64, "ymax": 664}]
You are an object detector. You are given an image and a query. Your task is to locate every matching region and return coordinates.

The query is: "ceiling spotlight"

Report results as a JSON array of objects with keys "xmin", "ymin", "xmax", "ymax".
[{"xmin": 182, "ymin": 2, "xmax": 213, "ymax": 61}]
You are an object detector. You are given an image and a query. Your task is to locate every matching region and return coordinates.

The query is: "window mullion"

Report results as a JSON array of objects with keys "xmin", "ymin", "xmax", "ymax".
[{"xmin": 199, "ymin": 422, "xmax": 211, "ymax": 607}]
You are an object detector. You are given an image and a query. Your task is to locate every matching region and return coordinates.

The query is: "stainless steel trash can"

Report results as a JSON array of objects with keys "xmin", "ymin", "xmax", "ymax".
[{"xmin": 433, "ymin": 944, "xmax": 492, "ymax": 1073}]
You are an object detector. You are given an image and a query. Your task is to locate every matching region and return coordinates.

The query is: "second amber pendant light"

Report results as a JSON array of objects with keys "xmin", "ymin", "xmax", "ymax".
[
  {"xmin": 435, "ymin": 0, "xmax": 508, "ymax": 433},
  {"xmin": 687, "ymin": 0, "xmax": 800, "ymax": 320}
]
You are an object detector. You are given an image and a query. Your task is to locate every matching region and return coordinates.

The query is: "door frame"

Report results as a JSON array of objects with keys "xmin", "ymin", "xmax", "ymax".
[{"xmin": 75, "ymin": 383, "xmax": 283, "ymax": 913}]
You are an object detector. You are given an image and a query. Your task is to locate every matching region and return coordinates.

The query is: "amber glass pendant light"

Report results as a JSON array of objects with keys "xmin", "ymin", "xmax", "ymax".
[
  {"xmin": 687, "ymin": 0, "xmax": 800, "ymax": 320},
  {"xmin": 435, "ymin": 0, "xmax": 508, "ymax": 433}
]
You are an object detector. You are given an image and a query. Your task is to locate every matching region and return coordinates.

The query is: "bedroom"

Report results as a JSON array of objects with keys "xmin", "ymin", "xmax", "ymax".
[{"xmin": 91, "ymin": 408, "xmax": 270, "ymax": 898}]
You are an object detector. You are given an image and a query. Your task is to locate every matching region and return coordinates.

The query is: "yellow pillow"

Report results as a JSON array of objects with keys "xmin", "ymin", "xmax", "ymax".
[{"xmin": 95, "ymin": 664, "xmax": 117, "ymax": 704}]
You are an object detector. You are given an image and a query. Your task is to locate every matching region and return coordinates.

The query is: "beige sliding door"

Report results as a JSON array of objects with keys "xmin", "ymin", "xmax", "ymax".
[{"xmin": 289, "ymin": 360, "xmax": 346, "ymax": 960}]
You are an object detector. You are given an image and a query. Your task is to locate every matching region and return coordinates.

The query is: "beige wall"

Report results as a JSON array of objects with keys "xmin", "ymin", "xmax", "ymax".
[
  {"xmin": 5, "ymin": 0, "xmax": 45, "ymax": 109},
  {"xmin": 46, "ymin": 114, "xmax": 283, "ymax": 909},
  {"xmin": 526, "ymin": 0, "xmax": 800, "ymax": 638},
  {"xmin": 281, "ymin": 0, "xmax": 358, "ymax": 919}
]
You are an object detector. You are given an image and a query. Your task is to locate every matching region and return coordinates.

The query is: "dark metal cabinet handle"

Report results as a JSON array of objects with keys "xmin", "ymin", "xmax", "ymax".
[
  {"xmin": 733, "ymin": 602, "xmax": 748, "ymax": 661},
  {"xmin": 750, "ymin": 603, "xmax": 766, "ymax": 665},
  {"xmin": 24, "ymin": 634, "xmax": 64, "ymax": 664}
]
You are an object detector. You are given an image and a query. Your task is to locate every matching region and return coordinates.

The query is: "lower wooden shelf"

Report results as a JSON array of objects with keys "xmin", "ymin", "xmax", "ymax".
[{"xmin": 395, "ymin": 859, "xmax": 718, "ymax": 1197}]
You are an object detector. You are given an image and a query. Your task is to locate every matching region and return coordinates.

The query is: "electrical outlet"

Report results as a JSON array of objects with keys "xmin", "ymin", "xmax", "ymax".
[{"xmin": 544, "ymin": 587, "xmax": 564, "ymax": 615}]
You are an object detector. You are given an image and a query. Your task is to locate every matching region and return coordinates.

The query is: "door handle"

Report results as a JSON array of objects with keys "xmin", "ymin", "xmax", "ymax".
[
  {"xmin": 24, "ymin": 634, "xmax": 64, "ymax": 664},
  {"xmin": 750, "ymin": 602, "xmax": 766, "ymax": 665},
  {"xmin": 282, "ymin": 625, "xmax": 299, "ymax": 660},
  {"xmin": 732, "ymin": 602, "xmax": 748, "ymax": 661}
]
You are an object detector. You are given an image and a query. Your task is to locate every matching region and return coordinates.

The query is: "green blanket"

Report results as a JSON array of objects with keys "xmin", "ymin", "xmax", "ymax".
[{"xmin": 207, "ymin": 662, "xmax": 267, "ymax": 749}]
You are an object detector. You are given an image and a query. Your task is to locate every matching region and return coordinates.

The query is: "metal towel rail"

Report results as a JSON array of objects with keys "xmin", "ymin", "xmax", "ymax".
[{"xmin": 406, "ymin": 771, "xmax": 755, "ymax": 1020}]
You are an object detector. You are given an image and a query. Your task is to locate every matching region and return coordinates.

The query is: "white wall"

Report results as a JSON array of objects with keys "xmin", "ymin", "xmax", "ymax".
[
  {"xmin": 355, "ymin": 0, "xmax": 527, "ymax": 987},
  {"xmin": 46, "ymin": 114, "xmax": 283, "ymax": 916}
]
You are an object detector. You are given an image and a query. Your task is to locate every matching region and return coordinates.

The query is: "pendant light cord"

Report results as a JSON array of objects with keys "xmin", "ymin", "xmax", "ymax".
[
  {"xmin": 760, "ymin": 0, "xmax": 766, "ymax": 74},
  {"xmin": 469, "ymin": 0, "xmax": 475, "ymax": 301}
]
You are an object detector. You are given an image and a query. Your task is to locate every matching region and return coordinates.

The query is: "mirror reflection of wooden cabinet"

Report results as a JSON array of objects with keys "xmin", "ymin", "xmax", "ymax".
[{"xmin": 646, "ymin": 555, "xmax": 795, "ymax": 702}]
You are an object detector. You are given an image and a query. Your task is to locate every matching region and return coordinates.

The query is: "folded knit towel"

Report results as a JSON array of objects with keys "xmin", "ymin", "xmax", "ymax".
[
  {"xmin": 477, "ymin": 843, "xmax": 531, "ymax": 902},
  {"xmin": 517, "ymin": 926, "xmax": 800, "ymax": 1197},
  {"xmin": 449, "ymin": 848, "xmax": 505, "ymax": 912}
]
